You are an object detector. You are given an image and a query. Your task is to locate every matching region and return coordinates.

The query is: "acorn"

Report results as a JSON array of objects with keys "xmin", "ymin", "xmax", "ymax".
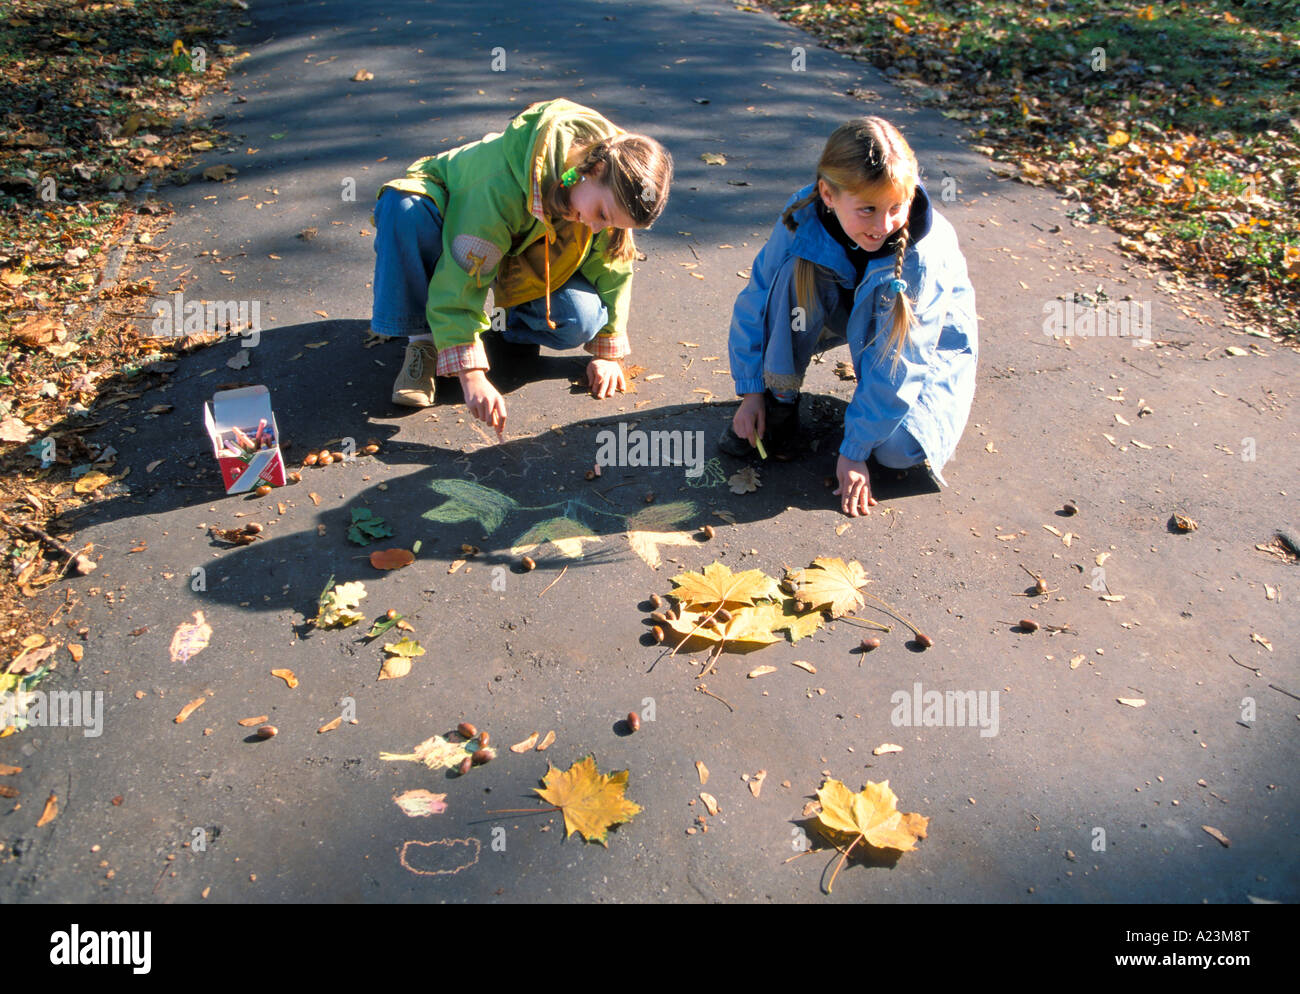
[
  {"xmin": 457, "ymin": 722, "xmax": 478, "ymax": 740},
  {"xmin": 471, "ymin": 747, "xmax": 495, "ymax": 765},
  {"xmin": 860, "ymin": 637, "xmax": 881, "ymax": 651},
  {"xmin": 255, "ymin": 484, "xmax": 272, "ymax": 496},
  {"xmin": 363, "ymin": 443, "xmax": 379, "ymax": 455},
  {"xmin": 627, "ymin": 711, "xmax": 641, "ymax": 733},
  {"xmin": 256, "ymin": 725, "xmax": 277, "ymax": 738},
  {"xmin": 241, "ymin": 522, "xmax": 264, "ymax": 535},
  {"xmin": 650, "ymin": 610, "xmax": 669, "ymax": 623},
  {"xmin": 700, "ymin": 524, "xmax": 715, "ymax": 540},
  {"xmin": 287, "ymin": 471, "xmax": 302, "ymax": 484},
  {"xmin": 649, "ymin": 593, "xmax": 664, "ymax": 609},
  {"xmin": 318, "ymin": 453, "xmax": 334, "ymax": 466},
  {"xmin": 520, "ymin": 555, "xmax": 536, "ymax": 571},
  {"xmin": 386, "ymin": 609, "xmax": 398, "ymax": 620},
  {"xmin": 303, "ymin": 452, "xmax": 319, "ymax": 466},
  {"xmin": 1018, "ymin": 619, "xmax": 1040, "ymax": 633},
  {"xmin": 457, "ymin": 757, "xmax": 472, "ymax": 776},
  {"xmin": 915, "ymin": 633, "xmax": 934, "ymax": 648},
  {"xmin": 715, "ymin": 608, "xmax": 732, "ymax": 623},
  {"xmin": 1062, "ymin": 501, "xmax": 1079, "ymax": 516},
  {"xmin": 652, "ymin": 625, "xmax": 665, "ymax": 644},
  {"xmin": 479, "ymin": 731, "xmax": 490, "ymax": 748},
  {"xmin": 330, "ymin": 451, "xmax": 344, "ymax": 462}
]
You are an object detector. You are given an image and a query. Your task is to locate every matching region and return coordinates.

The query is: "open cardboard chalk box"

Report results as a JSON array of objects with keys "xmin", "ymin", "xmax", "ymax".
[{"xmin": 204, "ymin": 385, "xmax": 287, "ymax": 494}]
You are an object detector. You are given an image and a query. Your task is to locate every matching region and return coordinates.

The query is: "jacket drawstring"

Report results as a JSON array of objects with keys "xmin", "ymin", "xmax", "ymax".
[{"xmin": 543, "ymin": 228, "xmax": 557, "ymax": 329}]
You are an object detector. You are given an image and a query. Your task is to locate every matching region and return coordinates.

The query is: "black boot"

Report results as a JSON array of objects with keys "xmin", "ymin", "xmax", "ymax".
[{"xmin": 719, "ymin": 392, "xmax": 801, "ymax": 458}]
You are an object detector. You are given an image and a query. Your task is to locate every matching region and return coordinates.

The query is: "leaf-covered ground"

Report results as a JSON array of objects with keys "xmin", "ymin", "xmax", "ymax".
[
  {"xmin": 764, "ymin": 0, "xmax": 1299, "ymax": 339},
  {"xmin": 0, "ymin": 0, "xmax": 242, "ymax": 674}
]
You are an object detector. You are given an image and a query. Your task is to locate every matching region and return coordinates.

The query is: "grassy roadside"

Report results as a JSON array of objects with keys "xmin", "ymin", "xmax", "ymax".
[
  {"xmin": 762, "ymin": 0, "xmax": 1299, "ymax": 340},
  {"xmin": 0, "ymin": 0, "xmax": 243, "ymax": 699}
]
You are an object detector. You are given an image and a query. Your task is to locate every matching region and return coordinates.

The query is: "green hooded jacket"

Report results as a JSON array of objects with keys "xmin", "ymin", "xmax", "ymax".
[{"xmin": 377, "ymin": 99, "xmax": 634, "ymax": 367}]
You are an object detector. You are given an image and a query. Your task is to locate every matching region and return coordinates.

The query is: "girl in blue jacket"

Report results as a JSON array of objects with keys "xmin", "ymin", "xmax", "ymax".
[{"xmin": 723, "ymin": 117, "xmax": 978, "ymax": 517}]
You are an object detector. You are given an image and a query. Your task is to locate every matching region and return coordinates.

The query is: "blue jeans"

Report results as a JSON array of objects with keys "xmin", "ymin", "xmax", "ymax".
[
  {"xmin": 370, "ymin": 188, "xmax": 607, "ymax": 348},
  {"xmin": 759, "ymin": 259, "xmax": 924, "ymax": 470}
]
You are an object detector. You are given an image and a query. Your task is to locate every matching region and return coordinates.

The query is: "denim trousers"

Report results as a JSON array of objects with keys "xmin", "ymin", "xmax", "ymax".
[
  {"xmin": 758, "ymin": 259, "xmax": 924, "ymax": 469},
  {"xmin": 370, "ymin": 188, "xmax": 608, "ymax": 349}
]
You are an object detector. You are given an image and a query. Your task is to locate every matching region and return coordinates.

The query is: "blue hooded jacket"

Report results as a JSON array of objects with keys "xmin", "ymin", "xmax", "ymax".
[{"xmin": 728, "ymin": 182, "xmax": 978, "ymax": 485}]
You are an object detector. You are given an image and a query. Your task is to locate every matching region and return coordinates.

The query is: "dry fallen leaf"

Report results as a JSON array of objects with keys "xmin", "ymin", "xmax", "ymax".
[
  {"xmin": 271, "ymin": 668, "xmax": 299, "ymax": 689},
  {"xmin": 1201, "ymin": 825, "xmax": 1230, "ymax": 848},
  {"xmin": 378, "ymin": 655, "xmax": 412, "ymax": 681},
  {"xmin": 174, "ymin": 697, "xmax": 206, "ymax": 723},
  {"xmin": 238, "ymin": 715, "xmax": 269, "ymax": 727},
  {"xmin": 169, "ymin": 610, "xmax": 212, "ymax": 663},
  {"xmin": 809, "ymin": 779, "xmax": 928, "ymax": 891},
  {"xmin": 872, "ymin": 743, "xmax": 904, "ymax": 756},
  {"xmin": 36, "ymin": 792, "xmax": 58, "ymax": 827},
  {"xmin": 728, "ymin": 466, "xmax": 760, "ymax": 495},
  {"xmin": 536, "ymin": 730, "xmax": 556, "ymax": 751},
  {"xmin": 1117, "ymin": 697, "xmax": 1146, "ymax": 708},
  {"xmin": 747, "ymin": 664, "xmax": 777, "ymax": 678},
  {"xmin": 1250, "ymin": 633, "xmax": 1273, "ymax": 651},
  {"xmin": 510, "ymin": 732, "xmax": 540, "ymax": 753},
  {"xmin": 1069, "ymin": 654, "xmax": 1086, "ymax": 669},
  {"xmin": 393, "ymin": 789, "xmax": 448, "ymax": 817},
  {"xmin": 696, "ymin": 760, "xmax": 709, "ymax": 785},
  {"xmin": 671, "ymin": 561, "xmax": 781, "ymax": 610},
  {"xmin": 791, "ymin": 659, "xmax": 816, "ymax": 673},
  {"xmin": 535, "ymin": 756, "xmax": 642, "ymax": 846},
  {"xmin": 370, "ymin": 547, "xmax": 416, "ymax": 570},
  {"xmin": 748, "ymin": 770, "xmax": 767, "ymax": 798},
  {"xmin": 318, "ymin": 716, "xmax": 343, "ymax": 734},
  {"xmin": 786, "ymin": 557, "xmax": 870, "ymax": 618},
  {"xmin": 699, "ymin": 792, "xmax": 720, "ymax": 816}
]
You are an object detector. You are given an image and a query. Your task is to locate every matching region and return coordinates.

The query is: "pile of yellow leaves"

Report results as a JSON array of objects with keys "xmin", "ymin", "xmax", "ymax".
[{"xmin": 658, "ymin": 557, "xmax": 873, "ymax": 653}]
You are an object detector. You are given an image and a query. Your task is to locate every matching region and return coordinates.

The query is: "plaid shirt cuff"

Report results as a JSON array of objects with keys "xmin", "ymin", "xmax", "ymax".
[
  {"xmin": 435, "ymin": 340, "xmax": 490, "ymax": 377},
  {"xmin": 584, "ymin": 332, "xmax": 629, "ymax": 361}
]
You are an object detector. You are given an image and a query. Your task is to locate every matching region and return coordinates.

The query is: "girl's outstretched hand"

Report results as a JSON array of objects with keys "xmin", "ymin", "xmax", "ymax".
[
  {"xmin": 732, "ymin": 393, "xmax": 766, "ymax": 449},
  {"xmin": 587, "ymin": 358, "xmax": 627, "ymax": 399},
  {"xmin": 834, "ymin": 454, "xmax": 876, "ymax": 517},
  {"xmin": 460, "ymin": 369, "xmax": 507, "ymax": 439}
]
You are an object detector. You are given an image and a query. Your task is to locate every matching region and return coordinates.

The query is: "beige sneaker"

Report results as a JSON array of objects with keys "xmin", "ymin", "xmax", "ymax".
[{"xmin": 392, "ymin": 340, "xmax": 438, "ymax": 407}]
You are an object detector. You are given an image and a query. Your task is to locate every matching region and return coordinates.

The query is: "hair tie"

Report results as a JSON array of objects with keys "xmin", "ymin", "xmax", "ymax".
[
  {"xmin": 560, "ymin": 167, "xmax": 582, "ymax": 188},
  {"xmin": 890, "ymin": 278, "xmax": 908, "ymax": 295}
]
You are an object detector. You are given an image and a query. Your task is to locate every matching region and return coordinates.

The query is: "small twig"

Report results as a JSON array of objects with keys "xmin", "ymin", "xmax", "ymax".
[
  {"xmin": 598, "ymin": 480, "xmax": 638, "ymax": 496},
  {"xmin": 1268, "ymin": 683, "xmax": 1300, "ymax": 703},
  {"xmin": 0, "ymin": 511, "xmax": 93, "ymax": 573},
  {"xmin": 695, "ymin": 683, "xmax": 734, "ymax": 712},
  {"xmin": 1228, "ymin": 653, "xmax": 1261, "ymax": 676},
  {"xmin": 783, "ymin": 847, "xmax": 820, "ymax": 865},
  {"xmin": 537, "ymin": 564, "xmax": 568, "ymax": 598}
]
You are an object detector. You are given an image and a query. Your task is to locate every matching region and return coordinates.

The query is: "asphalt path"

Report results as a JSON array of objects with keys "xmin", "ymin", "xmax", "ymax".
[{"xmin": 1, "ymin": 0, "xmax": 1295, "ymax": 904}]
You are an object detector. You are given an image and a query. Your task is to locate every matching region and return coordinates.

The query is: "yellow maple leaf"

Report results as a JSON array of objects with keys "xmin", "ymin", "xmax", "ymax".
[
  {"xmin": 535, "ymin": 756, "xmax": 641, "ymax": 845},
  {"xmin": 786, "ymin": 557, "xmax": 870, "ymax": 618},
  {"xmin": 812, "ymin": 779, "xmax": 929, "ymax": 855},
  {"xmin": 663, "ymin": 603, "xmax": 784, "ymax": 652},
  {"xmin": 670, "ymin": 561, "xmax": 781, "ymax": 611}
]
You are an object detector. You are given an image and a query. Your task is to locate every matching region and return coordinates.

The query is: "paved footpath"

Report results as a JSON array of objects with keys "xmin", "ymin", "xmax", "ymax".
[{"xmin": 1, "ymin": 0, "xmax": 1295, "ymax": 903}]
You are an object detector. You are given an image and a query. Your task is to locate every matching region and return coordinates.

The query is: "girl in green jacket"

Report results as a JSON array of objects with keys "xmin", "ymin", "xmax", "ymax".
[{"xmin": 372, "ymin": 99, "xmax": 673, "ymax": 435}]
